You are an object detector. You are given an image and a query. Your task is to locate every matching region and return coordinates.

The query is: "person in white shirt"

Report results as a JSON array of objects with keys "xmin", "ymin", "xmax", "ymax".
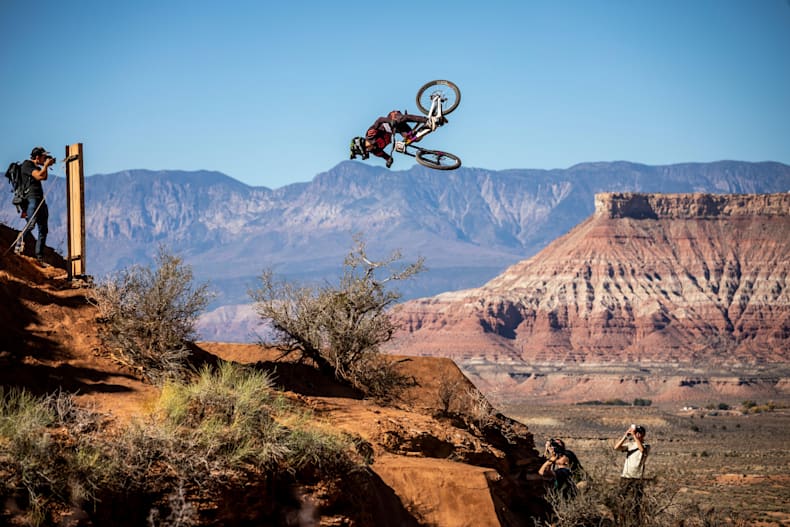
[{"xmin": 613, "ymin": 424, "xmax": 650, "ymax": 523}]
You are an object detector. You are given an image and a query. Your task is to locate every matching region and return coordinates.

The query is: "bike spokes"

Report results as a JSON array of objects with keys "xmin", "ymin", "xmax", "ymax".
[{"xmin": 416, "ymin": 80, "xmax": 461, "ymax": 116}]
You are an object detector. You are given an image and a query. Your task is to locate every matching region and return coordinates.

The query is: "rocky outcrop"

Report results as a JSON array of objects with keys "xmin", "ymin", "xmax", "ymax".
[
  {"xmin": 595, "ymin": 192, "xmax": 790, "ymax": 219},
  {"xmin": 387, "ymin": 194, "xmax": 790, "ymax": 375}
]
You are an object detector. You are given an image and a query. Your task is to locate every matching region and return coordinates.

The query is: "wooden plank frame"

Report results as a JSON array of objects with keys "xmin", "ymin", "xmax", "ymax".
[{"xmin": 64, "ymin": 143, "xmax": 86, "ymax": 279}]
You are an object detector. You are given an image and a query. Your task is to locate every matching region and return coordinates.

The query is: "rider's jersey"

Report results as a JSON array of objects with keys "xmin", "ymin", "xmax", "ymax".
[
  {"xmin": 366, "ymin": 112, "xmax": 429, "ymax": 153},
  {"xmin": 366, "ymin": 117, "xmax": 394, "ymax": 152}
]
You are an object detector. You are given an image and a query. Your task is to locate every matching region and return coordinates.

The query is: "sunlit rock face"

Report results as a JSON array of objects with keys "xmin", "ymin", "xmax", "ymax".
[{"xmin": 388, "ymin": 193, "xmax": 790, "ymax": 368}]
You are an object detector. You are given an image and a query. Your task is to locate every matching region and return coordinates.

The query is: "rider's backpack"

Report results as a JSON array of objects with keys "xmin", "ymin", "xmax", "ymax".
[{"xmin": 4, "ymin": 161, "xmax": 30, "ymax": 214}]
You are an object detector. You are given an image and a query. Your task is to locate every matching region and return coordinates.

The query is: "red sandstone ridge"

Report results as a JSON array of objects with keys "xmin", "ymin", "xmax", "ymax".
[{"xmin": 387, "ymin": 193, "xmax": 790, "ymax": 369}]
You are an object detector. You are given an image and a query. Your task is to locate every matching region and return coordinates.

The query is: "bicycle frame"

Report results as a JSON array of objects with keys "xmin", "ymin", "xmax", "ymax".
[{"xmin": 389, "ymin": 90, "xmax": 446, "ymax": 158}]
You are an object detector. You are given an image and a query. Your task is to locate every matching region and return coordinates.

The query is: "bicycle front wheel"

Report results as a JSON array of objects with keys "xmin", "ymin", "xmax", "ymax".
[
  {"xmin": 416, "ymin": 149, "xmax": 462, "ymax": 170},
  {"xmin": 416, "ymin": 80, "xmax": 461, "ymax": 116}
]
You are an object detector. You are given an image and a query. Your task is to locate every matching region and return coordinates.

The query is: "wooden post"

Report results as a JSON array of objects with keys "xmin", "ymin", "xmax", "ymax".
[{"xmin": 64, "ymin": 143, "xmax": 86, "ymax": 280}]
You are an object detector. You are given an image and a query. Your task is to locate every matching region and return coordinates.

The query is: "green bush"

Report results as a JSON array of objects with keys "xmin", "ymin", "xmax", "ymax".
[
  {"xmin": 285, "ymin": 427, "xmax": 358, "ymax": 477},
  {"xmin": 576, "ymin": 399, "xmax": 639, "ymax": 406},
  {"xmin": 156, "ymin": 362, "xmax": 290, "ymax": 471},
  {"xmin": 0, "ymin": 388, "xmax": 114, "ymax": 526},
  {"xmin": 741, "ymin": 400, "xmax": 777, "ymax": 414},
  {"xmin": 0, "ymin": 365, "xmax": 366, "ymax": 524},
  {"xmin": 115, "ymin": 361, "xmax": 362, "ymax": 491}
]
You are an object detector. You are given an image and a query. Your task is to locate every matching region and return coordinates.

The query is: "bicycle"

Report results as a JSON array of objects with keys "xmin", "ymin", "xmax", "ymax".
[{"xmin": 391, "ymin": 80, "xmax": 462, "ymax": 170}]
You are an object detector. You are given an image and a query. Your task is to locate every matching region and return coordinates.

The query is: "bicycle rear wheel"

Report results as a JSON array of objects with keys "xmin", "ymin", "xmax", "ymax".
[
  {"xmin": 416, "ymin": 80, "xmax": 461, "ymax": 116},
  {"xmin": 416, "ymin": 149, "xmax": 462, "ymax": 170}
]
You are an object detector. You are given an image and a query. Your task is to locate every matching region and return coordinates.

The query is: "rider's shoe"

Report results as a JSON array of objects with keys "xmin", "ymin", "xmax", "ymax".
[{"xmin": 386, "ymin": 157, "xmax": 394, "ymax": 168}]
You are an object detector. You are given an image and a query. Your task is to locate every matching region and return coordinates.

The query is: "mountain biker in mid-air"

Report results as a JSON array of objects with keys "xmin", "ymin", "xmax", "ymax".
[{"xmin": 350, "ymin": 110, "xmax": 437, "ymax": 168}]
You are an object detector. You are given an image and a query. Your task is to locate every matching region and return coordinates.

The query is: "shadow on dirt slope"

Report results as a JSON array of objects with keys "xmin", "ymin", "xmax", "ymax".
[{"xmin": 0, "ymin": 223, "xmax": 142, "ymax": 397}]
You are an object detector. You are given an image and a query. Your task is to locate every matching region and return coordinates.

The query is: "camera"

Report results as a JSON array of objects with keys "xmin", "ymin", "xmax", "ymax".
[
  {"xmin": 545, "ymin": 438, "xmax": 565, "ymax": 456},
  {"xmin": 45, "ymin": 155, "xmax": 56, "ymax": 164}
]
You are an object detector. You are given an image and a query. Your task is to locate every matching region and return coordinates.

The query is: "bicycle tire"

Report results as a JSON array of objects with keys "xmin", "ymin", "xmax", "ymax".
[
  {"xmin": 416, "ymin": 149, "xmax": 462, "ymax": 170},
  {"xmin": 416, "ymin": 80, "xmax": 461, "ymax": 116}
]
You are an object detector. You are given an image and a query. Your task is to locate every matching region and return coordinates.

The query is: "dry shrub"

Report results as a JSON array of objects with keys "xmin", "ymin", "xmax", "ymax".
[
  {"xmin": 0, "ymin": 388, "xmax": 113, "ymax": 526},
  {"xmin": 535, "ymin": 461, "xmax": 750, "ymax": 527},
  {"xmin": 461, "ymin": 387, "xmax": 497, "ymax": 428},
  {"xmin": 438, "ymin": 377, "xmax": 464, "ymax": 415},
  {"xmin": 91, "ymin": 247, "xmax": 213, "ymax": 384},
  {"xmin": 251, "ymin": 236, "xmax": 422, "ymax": 398},
  {"xmin": 147, "ymin": 483, "xmax": 198, "ymax": 527}
]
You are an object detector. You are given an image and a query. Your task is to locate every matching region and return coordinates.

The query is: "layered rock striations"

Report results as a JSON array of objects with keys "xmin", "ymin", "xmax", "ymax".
[{"xmin": 388, "ymin": 193, "xmax": 790, "ymax": 371}]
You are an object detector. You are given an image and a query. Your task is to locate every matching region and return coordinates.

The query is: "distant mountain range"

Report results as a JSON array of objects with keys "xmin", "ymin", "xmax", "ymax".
[{"xmin": 2, "ymin": 160, "xmax": 788, "ymax": 341}]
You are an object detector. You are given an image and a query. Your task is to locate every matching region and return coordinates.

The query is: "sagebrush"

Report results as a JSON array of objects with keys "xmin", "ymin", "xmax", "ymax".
[
  {"xmin": 91, "ymin": 247, "xmax": 213, "ymax": 383},
  {"xmin": 0, "ymin": 363, "xmax": 365, "ymax": 525},
  {"xmin": 0, "ymin": 388, "xmax": 113, "ymax": 527},
  {"xmin": 250, "ymin": 236, "xmax": 423, "ymax": 398},
  {"xmin": 535, "ymin": 462, "xmax": 749, "ymax": 527}
]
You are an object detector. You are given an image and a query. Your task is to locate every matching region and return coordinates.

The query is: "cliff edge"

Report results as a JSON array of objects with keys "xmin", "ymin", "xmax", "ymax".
[{"xmin": 595, "ymin": 192, "xmax": 790, "ymax": 219}]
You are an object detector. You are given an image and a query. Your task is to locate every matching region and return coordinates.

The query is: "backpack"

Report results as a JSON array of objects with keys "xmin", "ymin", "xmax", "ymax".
[{"xmin": 4, "ymin": 161, "xmax": 30, "ymax": 215}]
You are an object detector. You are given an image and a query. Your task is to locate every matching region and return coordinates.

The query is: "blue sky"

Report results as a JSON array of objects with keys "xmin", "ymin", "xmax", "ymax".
[{"xmin": 2, "ymin": 0, "xmax": 789, "ymax": 189}]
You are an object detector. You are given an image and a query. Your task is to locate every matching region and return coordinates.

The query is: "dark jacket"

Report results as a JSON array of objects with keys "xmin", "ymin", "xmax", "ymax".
[
  {"xmin": 365, "ymin": 112, "xmax": 429, "ymax": 153},
  {"xmin": 20, "ymin": 160, "xmax": 44, "ymax": 200}
]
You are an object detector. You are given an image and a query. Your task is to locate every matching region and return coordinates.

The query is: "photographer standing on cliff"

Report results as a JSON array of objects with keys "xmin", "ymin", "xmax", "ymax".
[
  {"xmin": 15, "ymin": 146, "xmax": 53, "ymax": 264},
  {"xmin": 613, "ymin": 424, "xmax": 650, "ymax": 524}
]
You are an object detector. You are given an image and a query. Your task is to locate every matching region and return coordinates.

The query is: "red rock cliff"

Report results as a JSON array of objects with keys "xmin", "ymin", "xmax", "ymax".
[{"xmin": 388, "ymin": 193, "xmax": 790, "ymax": 367}]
